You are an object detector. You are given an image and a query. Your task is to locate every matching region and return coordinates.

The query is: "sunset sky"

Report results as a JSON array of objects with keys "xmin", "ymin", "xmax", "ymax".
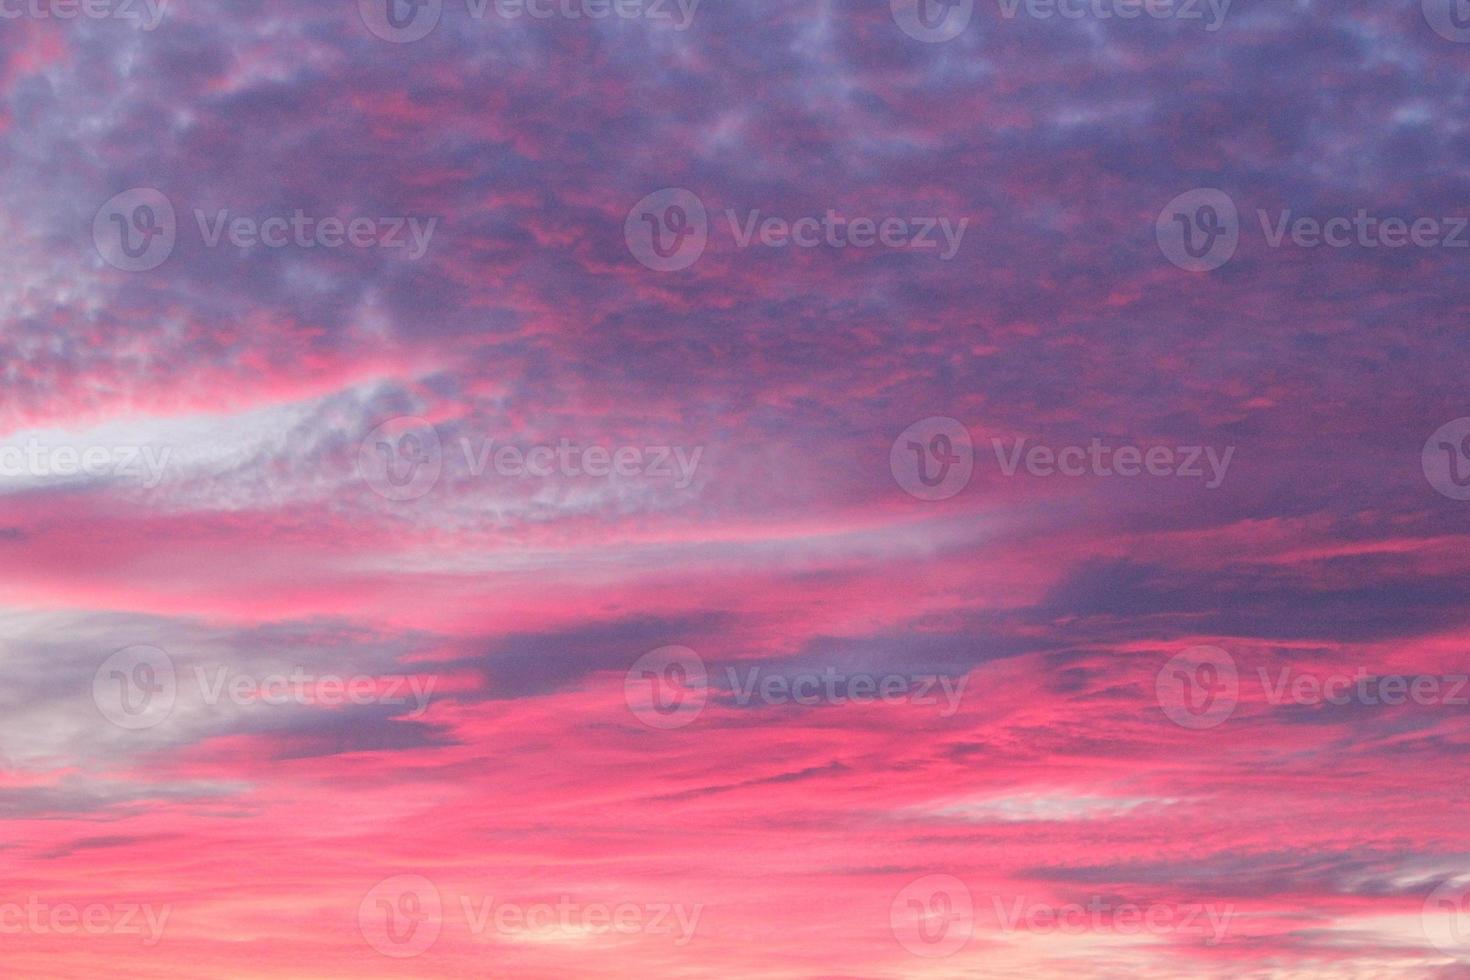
[{"xmin": 4, "ymin": 0, "xmax": 1470, "ymax": 977}]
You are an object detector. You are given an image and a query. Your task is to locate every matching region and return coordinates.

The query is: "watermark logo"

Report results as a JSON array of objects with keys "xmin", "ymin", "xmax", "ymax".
[
  {"xmin": 990, "ymin": 437, "xmax": 1233, "ymax": 488},
  {"xmin": 1425, "ymin": 880, "xmax": 1470, "ymax": 954},
  {"xmin": 996, "ymin": 0, "xmax": 1231, "ymax": 30},
  {"xmin": 0, "ymin": 899, "xmax": 170, "ymax": 945},
  {"xmin": 625, "ymin": 188, "xmax": 708, "ymax": 272},
  {"xmin": 0, "ymin": 0, "xmax": 168, "ymax": 30},
  {"xmin": 94, "ymin": 188, "xmax": 176, "ymax": 272},
  {"xmin": 894, "ymin": 425, "xmax": 1229, "ymax": 498},
  {"xmin": 360, "ymin": 875, "xmax": 443, "ymax": 958},
  {"xmin": 626, "ymin": 191, "xmax": 968, "ymax": 270},
  {"xmin": 1161, "ymin": 189, "xmax": 1470, "ymax": 271},
  {"xmin": 1156, "ymin": 646, "xmax": 1238, "ymax": 729},
  {"xmin": 92, "ymin": 645, "xmax": 176, "ymax": 730},
  {"xmin": 1156, "ymin": 189, "xmax": 1238, "ymax": 272},
  {"xmin": 193, "ymin": 209, "xmax": 437, "ymax": 257},
  {"xmin": 0, "ymin": 440, "xmax": 172, "ymax": 488},
  {"xmin": 93, "ymin": 649, "xmax": 438, "ymax": 730},
  {"xmin": 1423, "ymin": 419, "xmax": 1470, "ymax": 501},
  {"xmin": 1257, "ymin": 209, "xmax": 1468, "ymax": 251},
  {"xmin": 96, "ymin": 192, "xmax": 436, "ymax": 269},
  {"xmin": 890, "ymin": 0, "xmax": 973, "ymax": 42},
  {"xmin": 1162, "ymin": 649, "xmax": 1470, "ymax": 726},
  {"xmin": 461, "ymin": 895, "xmax": 702, "ymax": 946},
  {"xmin": 360, "ymin": 877, "xmax": 700, "ymax": 953},
  {"xmin": 359, "ymin": 419, "xmax": 705, "ymax": 501},
  {"xmin": 890, "ymin": 417, "xmax": 974, "ymax": 501},
  {"xmin": 192, "ymin": 666, "xmax": 437, "ymax": 716},
  {"xmin": 992, "ymin": 895, "xmax": 1234, "ymax": 945},
  {"xmin": 360, "ymin": 0, "xmax": 443, "ymax": 41},
  {"xmin": 361, "ymin": 0, "xmax": 697, "ymax": 38},
  {"xmin": 890, "ymin": 875, "xmax": 973, "ymax": 957},
  {"xmin": 625, "ymin": 646, "xmax": 707, "ymax": 729},
  {"xmin": 458, "ymin": 436, "xmax": 702, "ymax": 488},
  {"xmin": 1258, "ymin": 667, "xmax": 1470, "ymax": 708},
  {"xmin": 476, "ymin": 0, "xmax": 698, "ymax": 27},
  {"xmin": 725, "ymin": 209, "xmax": 968, "ymax": 260},
  {"xmin": 1423, "ymin": 0, "xmax": 1470, "ymax": 43},
  {"xmin": 1422, "ymin": 875, "xmax": 1470, "ymax": 952},
  {"xmin": 359, "ymin": 417, "xmax": 444, "ymax": 502},
  {"xmin": 723, "ymin": 667, "xmax": 968, "ymax": 717}
]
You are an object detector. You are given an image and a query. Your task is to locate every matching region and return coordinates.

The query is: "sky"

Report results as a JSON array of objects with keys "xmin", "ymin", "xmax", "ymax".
[{"xmin": 3, "ymin": 0, "xmax": 1470, "ymax": 977}]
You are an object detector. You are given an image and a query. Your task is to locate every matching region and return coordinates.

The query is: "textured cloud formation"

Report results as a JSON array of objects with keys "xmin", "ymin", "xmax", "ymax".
[{"xmin": 1, "ymin": 0, "xmax": 1469, "ymax": 977}]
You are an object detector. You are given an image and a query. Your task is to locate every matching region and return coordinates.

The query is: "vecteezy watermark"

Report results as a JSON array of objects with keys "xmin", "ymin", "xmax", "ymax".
[
  {"xmin": 93, "ymin": 189, "xmax": 176, "ymax": 272},
  {"xmin": 890, "ymin": 875, "xmax": 1234, "ymax": 958},
  {"xmin": 1423, "ymin": 879, "xmax": 1470, "ymax": 955},
  {"xmin": 624, "ymin": 650, "xmax": 967, "ymax": 728},
  {"xmin": 890, "ymin": 418, "xmax": 1234, "ymax": 501},
  {"xmin": 458, "ymin": 437, "xmax": 702, "ymax": 487},
  {"xmin": 724, "ymin": 209, "xmax": 969, "ymax": 261},
  {"xmin": 992, "ymin": 895, "xmax": 1235, "ymax": 946},
  {"xmin": 1156, "ymin": 189, "xmax": 1239, "ymax": 272},
  {"xmin": 358, "ymin": 0, "xmax": 699, "ymax": 43},
  {"xmin": 995, "ymin": 0, "xmax": 1231, "ymax": 31},
  {"xmin": 1423, "ymin": 418, "xmax": 1470, "ymax": 501},
  {"xmin": 1256, "ymin": 210, "xmax": 1469, "ymax": 250},
  {"xmin": 0, "ymin": 899, "xmax": 170, "ymax": 946},
  {"xmin": 1158, "ymin": 645, "xmax": 1470, "ymax": 730},
  {"xmin": 0, "ymin": 440, "xmax": 171, "ymax": 489},
  {"xmin": 92, "ymin": 646, "xmax": 176, "ymax": 730},
  {"xmin": 1257, "ymin": 667, "xmax": 1470, "ymax": 708},
  {"xmin": 623, "ymin": 188, "xmax": 708, "ymax": 271},
  {"xmin": 358, "ymin": 416, "xmax": 704, "ymax": 501},
  {"xmin": 0, "ymin": 0, "xmax": 167, "ymax": 30},
  {"xmin": 460, "ymin": 895, "xmax": 702, "ymax": 947},
  {"xmin": 1158, "ymin": 188, "xmax": 1470, "ymax": 272},
  {"xmin": 93, "ymin": 188, "xmax": 438, "ymax": 271},
  {"xmin": 624, "ymin": 646, "xmax": 708, "ymax": 729},
  {"xmin": 360, "ymin": 876, "xmax": 443, "ymax": 958},
  {"xmin": 723, "ymin": 666, "xmax": 969, "ymax": 717},
  {"xmin": 191, "ymin": 666, "xmax": 436, "ymax": 716},
  {"xmin": 92, "ymin": 646, "xmax": 438, "ymax": 730},
  {"xmin": 988, "ymin": 437, "xmax": 1234, "ymax": 488},
  {"xmin": 1423, "ymin": 0, "xmax": 1470, "ymax": 43},
  {"xmin": 891, "ymin": 0, "xmax": 1227, "ymax": 42},
  {"xmin": 359, "ymin": 417, "xmax": 443, "ymax": 503},
  {"xmin": 193, "ymin": 209, "xmax": 437, "ymax": 257},
  {"xmin": 358, "ymin": 875, "xmax": 701, "ymax": 958},
  {"xmin": 890, "ymin": 0, "xmax": 975, "ymax": 42},
  {"xmin": 890, "ymin": 875, "xmax": 974, "ymax": 957},
  {"xmin": 624, "ymin": 189, "xmax": 970, "ymax": 271},
  {"xmin": 890, "ymin": 417, "xmax": 974, "ymax": 501},
  {"xmin": 1156, "ymin": 646, "xmax": 1239, "ymax": 730}
]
